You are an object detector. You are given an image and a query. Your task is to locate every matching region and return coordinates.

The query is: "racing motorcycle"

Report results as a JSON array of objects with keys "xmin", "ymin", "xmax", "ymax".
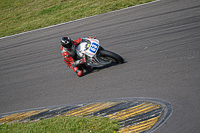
[{"xmin": 76, "ymin": 38, "xmax": 124, "ymax": 68}]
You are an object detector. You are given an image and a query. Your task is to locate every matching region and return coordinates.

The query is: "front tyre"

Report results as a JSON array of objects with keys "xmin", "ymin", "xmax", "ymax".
[{"xmin": 99, "ymin": 50, "xmax": 124, "ymax": 64}]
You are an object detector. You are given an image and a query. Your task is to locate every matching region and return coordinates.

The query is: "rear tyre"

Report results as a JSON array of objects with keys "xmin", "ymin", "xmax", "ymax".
[{"xmin": 99, "ymin": 50, "xmax": 124, "ymax": 64}]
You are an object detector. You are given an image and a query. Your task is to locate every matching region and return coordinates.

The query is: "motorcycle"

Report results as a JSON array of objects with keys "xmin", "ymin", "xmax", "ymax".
[{"xmin": 76, "ymin": 38, "xmax": 124, "ymax": 68}]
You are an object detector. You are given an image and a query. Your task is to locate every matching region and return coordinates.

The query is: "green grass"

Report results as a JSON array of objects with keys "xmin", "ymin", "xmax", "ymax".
[
  {"xmin": 0, "ymin": 0, "xmax": 155, "ymax": 37},
  {"xmin": 0, "ymin": 116, "xmax": 120, "ymax": 133}
]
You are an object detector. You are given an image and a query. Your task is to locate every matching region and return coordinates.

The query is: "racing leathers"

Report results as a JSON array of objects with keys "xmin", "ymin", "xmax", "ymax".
[{"xmin": 60, "ymin": 38, "xmax": 87, "ymax": 77}]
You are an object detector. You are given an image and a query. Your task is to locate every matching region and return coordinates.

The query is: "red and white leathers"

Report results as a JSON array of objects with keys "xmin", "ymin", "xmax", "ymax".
[{"xmin": 60, "ymin": 38, "xmax": 85, "ymax": 77}]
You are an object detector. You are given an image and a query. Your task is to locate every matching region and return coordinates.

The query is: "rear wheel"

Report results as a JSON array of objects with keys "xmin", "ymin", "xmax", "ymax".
[{"xmin": 99, "ymin": 50, "xmax": 124, "ymax": 64}]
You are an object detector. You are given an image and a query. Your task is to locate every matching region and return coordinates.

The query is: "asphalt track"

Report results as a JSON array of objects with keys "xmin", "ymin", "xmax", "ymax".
[{"xmin": 0, "ymin": 0, "xmax": 200, "ymax": 132}]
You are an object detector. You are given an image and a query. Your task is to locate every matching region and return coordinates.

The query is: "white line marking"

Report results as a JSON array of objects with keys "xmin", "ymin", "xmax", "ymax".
[{"xmin": 0, "ymin": 0, "xmax": 160, "ymax": 40}]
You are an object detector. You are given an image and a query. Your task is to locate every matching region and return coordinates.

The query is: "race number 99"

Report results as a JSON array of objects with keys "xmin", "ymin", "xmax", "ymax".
[{"xmin": 89, "ymin": 42, "xmax": 98, "ymax": 53}]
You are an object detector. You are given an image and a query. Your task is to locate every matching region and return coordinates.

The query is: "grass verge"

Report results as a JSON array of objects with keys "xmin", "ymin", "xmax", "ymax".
[
  {"xmin": 0, "ymin": 116, "xmax": 119, "ymax": 133},
  {"xmin": 0, "ymin": 0, "xmax": 155, "ymax": 37}
]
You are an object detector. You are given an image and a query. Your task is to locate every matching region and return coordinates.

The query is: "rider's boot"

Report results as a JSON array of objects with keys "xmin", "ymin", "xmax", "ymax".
[{"xmin": 82, "ymin": 65, "xmax": 93, "ymax": 73}]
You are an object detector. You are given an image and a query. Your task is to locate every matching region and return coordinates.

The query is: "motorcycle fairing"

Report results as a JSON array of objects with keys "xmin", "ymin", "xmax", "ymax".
[
  {"xmin": 76, "ymin": 38, "xmax": 111, "ymax": 67},
  {"xmin": 84, "ymin": 39, "xmax": 99, "ymax": 57}
]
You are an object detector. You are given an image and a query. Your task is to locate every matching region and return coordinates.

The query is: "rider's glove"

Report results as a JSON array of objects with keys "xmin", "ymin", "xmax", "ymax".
[
  {"xmin": 79, "ymin": 57, "xmax": 86, "ymax": 64},
  {"xmin": 72, "ymin": 57, "xmax": 86, "ymax": 67}
]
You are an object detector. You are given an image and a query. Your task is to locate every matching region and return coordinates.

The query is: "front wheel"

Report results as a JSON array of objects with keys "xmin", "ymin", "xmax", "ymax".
[{"xmin": 99, "ymin": 50, "xmax": 124, "ymax": 64}]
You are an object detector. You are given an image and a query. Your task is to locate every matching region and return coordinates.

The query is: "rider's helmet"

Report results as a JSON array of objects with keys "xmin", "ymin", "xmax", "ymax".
[{"xmin": 61, "ymin": 36, "xmax": 72, "ymax": 48}]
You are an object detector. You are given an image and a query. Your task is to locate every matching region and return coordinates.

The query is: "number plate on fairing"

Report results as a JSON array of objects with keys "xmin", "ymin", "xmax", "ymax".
[{"xmin": 85, "ymin": 39, "xmax": 99, "ymax": 57}]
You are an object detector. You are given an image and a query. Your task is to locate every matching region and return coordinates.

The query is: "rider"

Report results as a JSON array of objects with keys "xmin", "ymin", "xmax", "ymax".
[{"xmin": 60, "ymin": 36, "xmax": 94, "ymax": 77}]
